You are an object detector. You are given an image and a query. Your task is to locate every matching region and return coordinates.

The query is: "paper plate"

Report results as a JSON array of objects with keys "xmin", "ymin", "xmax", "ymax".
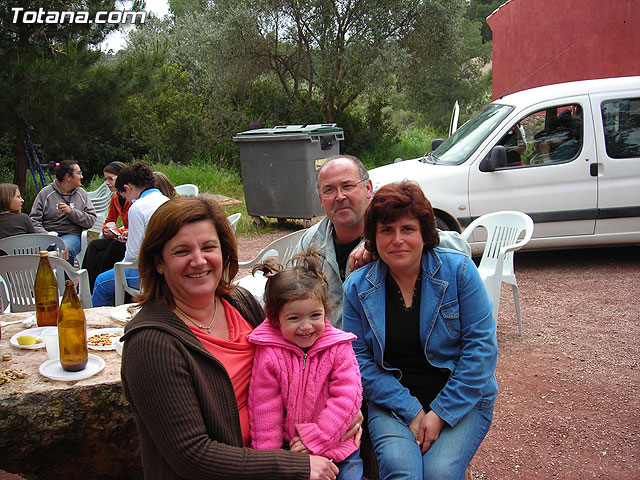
[
  {"xmin": 87, "ymin": 327, "xmax": 124, "ymax": 351},
  {"xmin": 110, "ymin": 303, "xmax": 140, "ymax": 323},
  {"xmin": 9, "ymin": 327, "xmax": 47, "ymax": 350},
  {"xmin": 39, "ymin": 354, "xmax": 105, "ymax": 381}
]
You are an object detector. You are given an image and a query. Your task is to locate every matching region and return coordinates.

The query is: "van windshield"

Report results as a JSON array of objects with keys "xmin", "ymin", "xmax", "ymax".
[{"xmin": 431, "ymin": 104, "xmax": 513, "ymax": 165}]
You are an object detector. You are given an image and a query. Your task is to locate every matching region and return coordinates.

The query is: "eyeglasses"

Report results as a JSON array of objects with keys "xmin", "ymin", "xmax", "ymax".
[
  {"xmin": 320, "ymin": 178, "xmax": 367, "ymax": 198},
  {"xmin": 104, "ymin": 176, "xmax": 117, "ymax": 183}
]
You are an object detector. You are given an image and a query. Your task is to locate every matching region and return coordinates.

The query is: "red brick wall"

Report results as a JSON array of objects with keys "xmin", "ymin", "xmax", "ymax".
[{"xmin": 487, "ymin": 0, "xmax": 640, "ymax": 99}]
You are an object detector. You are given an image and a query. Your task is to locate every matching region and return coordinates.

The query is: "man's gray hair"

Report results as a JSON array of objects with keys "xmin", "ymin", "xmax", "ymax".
[{"xmin": 316, "ymin": 155, "xmax": 369, "ymax": 193}]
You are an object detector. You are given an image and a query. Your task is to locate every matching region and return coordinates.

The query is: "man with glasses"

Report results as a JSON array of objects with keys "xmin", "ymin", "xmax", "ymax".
[{"xmin": 295, "ymin": 155, "xmax": 470, "ymax": 328}]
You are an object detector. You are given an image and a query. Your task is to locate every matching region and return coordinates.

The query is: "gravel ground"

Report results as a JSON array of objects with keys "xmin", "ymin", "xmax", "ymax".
[
  {"xmin": 3, "ymin": 237, "xmax": 637, "ymax": 480},
  {"xmin": 238, "ymin": 234, "xmax": 640, "ymax": 479}
]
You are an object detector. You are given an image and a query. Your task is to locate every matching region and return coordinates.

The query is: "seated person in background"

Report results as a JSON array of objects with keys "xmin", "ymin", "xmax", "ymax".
[
  {"xmin": 0, "ymin": 183, "xmax": 35, "ymax": 240},
  {"xmin": 29, "ymin": 160, "xmax": 96, "ymax": 265},
  {"xmin": 82, "ymin": 162, "xmax": 131, "ymax": 290},
  {"xmin": 153, "ymin": 171, "xmax": 177, "ymax": 199},
  {"xmin": 92, "ymin": 162, "xmax": 169, "ymax": 307}
]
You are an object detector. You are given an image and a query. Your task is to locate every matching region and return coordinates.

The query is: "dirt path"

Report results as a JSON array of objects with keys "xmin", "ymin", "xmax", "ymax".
[{"xmin": 237, "ymin": 235, "xmax": 640, "ymax": 479}]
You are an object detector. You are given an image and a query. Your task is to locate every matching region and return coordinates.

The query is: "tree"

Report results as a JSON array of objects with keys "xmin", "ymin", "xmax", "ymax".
[
  {"xmin": 0, "ymin": 0, "xmax": 144, "ymax": 190},
  {"xmin": 185, "ymin": 0, "xmax": 462, "ymax": 124}
]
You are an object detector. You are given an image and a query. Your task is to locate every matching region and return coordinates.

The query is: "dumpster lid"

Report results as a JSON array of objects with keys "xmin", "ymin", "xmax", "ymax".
[{"xmin": 233, "ymin": 124, "xmax": 343, "ymax": 141}]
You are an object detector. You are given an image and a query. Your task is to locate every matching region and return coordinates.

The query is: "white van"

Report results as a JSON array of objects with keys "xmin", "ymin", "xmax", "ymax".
[{"xmin": 368, "ymin": 76, "xmax": 640, "ymax": 254}]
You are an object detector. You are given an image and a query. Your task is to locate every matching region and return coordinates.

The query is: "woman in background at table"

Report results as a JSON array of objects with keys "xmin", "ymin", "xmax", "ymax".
[
  {"xmin": 0, "ymin": 183, "xmax": 35, "ymax": 240},
  {"xmin": 92, "ymin": 162, "xmax": 168, "ymax": 307},
  {"xmin": 82, "ymin": 161, "xmax": 131, "ymax": 290},
  {"xmin": 121, "ymin": 195, "xmax": 354, "ymax": 480},
  {"xmin": 343, "ymin": 181, "xmax": 498, "ymax": 480}
]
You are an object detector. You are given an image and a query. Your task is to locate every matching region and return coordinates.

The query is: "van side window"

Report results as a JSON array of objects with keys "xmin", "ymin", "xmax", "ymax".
[
  {"xmin": 601, "ymin": 98, "xmax": 640, "ymax": 159},
  {"xmin": 499, "ymin": 104, "xmax": 583, "ymax": 168}
]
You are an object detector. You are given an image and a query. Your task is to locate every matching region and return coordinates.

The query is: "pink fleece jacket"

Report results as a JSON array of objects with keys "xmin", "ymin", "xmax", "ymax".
[{"xmin": 248, "ymin": 318, "xmax": 362, "ymax": 462}]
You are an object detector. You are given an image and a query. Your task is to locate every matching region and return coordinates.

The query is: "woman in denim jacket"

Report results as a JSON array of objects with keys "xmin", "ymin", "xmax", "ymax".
[{"xmin": 342, "ymin": 181, "xmax": 498, "ymax": 480}]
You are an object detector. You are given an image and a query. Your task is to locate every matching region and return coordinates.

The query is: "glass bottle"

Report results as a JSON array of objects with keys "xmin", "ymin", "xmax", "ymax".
[
  {"xmin": 34, "ymin": 251, "xmax": 59, "ymax": 327},
  {"xmin": 57, "ymin": 280, "xmax": 88, "ymax": 372}
]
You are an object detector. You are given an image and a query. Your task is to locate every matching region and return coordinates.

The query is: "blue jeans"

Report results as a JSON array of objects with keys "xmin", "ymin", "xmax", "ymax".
[
  {"xmin": 59, "ymin": 233, "xmax": 81, "ymax": 266},
  {"xmin": 336, "ymin": 448, "xmax": 363, "ymax": 480},
  {"xmin": 367, "ymin": 401, "xmax": 493, "ymax": 480},
  {"xmin": 91, "ymin": 268, "xmax": 140, "ymax": 307}
]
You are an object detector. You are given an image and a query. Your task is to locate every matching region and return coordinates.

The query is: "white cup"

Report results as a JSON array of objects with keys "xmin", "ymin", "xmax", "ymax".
[{"xmin": 42, "ymin": 327, "xmax": 59, "ymax": 360}]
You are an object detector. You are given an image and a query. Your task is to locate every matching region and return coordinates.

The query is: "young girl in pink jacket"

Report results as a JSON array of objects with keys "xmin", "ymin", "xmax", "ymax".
[{"xmin": 248, "ymin": 248, "xmax": 363, "ymax": 480}]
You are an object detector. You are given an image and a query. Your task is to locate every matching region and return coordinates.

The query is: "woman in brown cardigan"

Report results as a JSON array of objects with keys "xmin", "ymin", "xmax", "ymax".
[{"xmin": 121, "ymin": 195, "xmax": 356, "ymax": 480}]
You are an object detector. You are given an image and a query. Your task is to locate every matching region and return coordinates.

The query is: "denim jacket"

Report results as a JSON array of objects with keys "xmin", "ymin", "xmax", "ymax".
[
  {"xmin": 342, "ymin": 248, "xmax": 498, "ymax": 428},
  {"xmin": 296, "ymin": 216, "xmax": 472, "ymax": 329}
]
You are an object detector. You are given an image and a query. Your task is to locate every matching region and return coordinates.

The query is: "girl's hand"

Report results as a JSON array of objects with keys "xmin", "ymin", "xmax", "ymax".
[
  {"xmin": 309, "ymin": 455, "xmax": 339, "ymax": 480},
  {"xmin": 289, "ymin": 436, "xmax": 310, "ymax": 453},
  {"xmin": 103, "ymin": 229, "xmax": 116, "ymax": 239},
  {"xmin": 340, "ymin": 409, "xmax": 364, "ymax": 446},
  {"xmin": 409, "ymin": 409, "xmax": 445, "ymax": 454}
]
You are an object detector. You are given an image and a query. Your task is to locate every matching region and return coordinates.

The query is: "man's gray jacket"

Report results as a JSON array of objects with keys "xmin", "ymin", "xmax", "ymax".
[{"xmin": 295, "ymin": 216, "xmax": 471, "ymax": 328}]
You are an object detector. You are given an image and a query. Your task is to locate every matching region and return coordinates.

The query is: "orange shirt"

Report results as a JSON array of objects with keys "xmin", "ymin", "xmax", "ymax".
[
  {"xmin": 189, "ymin": 298, "xmax": 255, "ymax": 446},
  {"xmin": 102, "ymin": 192, "xmax": 131, "ymax": 234}
]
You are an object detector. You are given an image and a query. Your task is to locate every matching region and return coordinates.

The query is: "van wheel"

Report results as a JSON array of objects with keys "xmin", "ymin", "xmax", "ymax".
[{"xmin": 436, "ymin": 216, "xmax": 451, "ymax": 231}]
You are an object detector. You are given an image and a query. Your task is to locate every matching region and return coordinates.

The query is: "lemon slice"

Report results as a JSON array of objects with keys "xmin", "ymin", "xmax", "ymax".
[{"xmin": 17, "ymin": 335, "xmax": 37, "ymax": 345}]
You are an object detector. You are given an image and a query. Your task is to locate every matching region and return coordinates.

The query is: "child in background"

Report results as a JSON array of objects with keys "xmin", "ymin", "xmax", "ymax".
[{"xmin": 248, "ymin": 248, "xmax": 363, "ymax": 480}]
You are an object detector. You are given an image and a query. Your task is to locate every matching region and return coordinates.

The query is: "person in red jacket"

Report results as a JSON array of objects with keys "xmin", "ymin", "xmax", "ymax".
[{"xmin": 82, "ymin": 162, "xmax": 131, "ymax": 289}]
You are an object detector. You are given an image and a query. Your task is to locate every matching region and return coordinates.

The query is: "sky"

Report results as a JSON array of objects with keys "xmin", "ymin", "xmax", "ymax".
[{"xmin": 100, "ymin": 0, "xmax": 169, "ymax": 53}]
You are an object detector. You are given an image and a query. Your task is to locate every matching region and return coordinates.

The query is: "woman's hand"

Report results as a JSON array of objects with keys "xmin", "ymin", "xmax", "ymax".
[
  {"xmin": 409, "ymin": 409, "xmax": 445, "ymax": 454},
  {"xmin": 347, "ymin": 243, "xmax": 376, "ymax": 272},
  {"xmin": 289, "ymin": 436, "xmax": 310, "ymax": 453},
  {"xmin": 340, "ymin": 409, "xmax": 364, "ymax": 446},
  {"xmin": 103, "ymin": 228, "xmax": 116, "ymax": 239},
  {"xmin": 309, "ymin": 455, "xmax": 339, "ymax": 480}
]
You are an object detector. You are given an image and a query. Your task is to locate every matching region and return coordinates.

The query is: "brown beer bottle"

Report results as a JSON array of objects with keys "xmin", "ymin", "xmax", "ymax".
[
  {"xmin": 34, "ymin": 251, "xmax": 59, "ymax": 327},
  {"xmin": 58, "ymin": 280, "xmax": 88, "ymax": 372}
]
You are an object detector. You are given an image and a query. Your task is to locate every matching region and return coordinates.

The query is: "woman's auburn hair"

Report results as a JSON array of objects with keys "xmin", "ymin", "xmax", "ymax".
[
  {"xmin": 363, "ymin": 180, "xmax": 439, "ymax": 255},
  {"xmin": 0, "ymin": 183, "xmax": 18, "ymax": 212},
  {"xmin": 135, "ymin": 194, "xmax": 238, "ymax": 308}
]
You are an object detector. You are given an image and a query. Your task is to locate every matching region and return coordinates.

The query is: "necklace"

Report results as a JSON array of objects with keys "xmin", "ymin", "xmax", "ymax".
[{"xmin": 175, "ymin": 298, "xmax": 218, "ymax": 334}]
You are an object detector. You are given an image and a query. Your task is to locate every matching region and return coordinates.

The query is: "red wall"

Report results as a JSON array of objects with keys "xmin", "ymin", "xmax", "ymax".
[{"xmin": 487, "ymin": 0, "xmax": 640, "ymax": 99}]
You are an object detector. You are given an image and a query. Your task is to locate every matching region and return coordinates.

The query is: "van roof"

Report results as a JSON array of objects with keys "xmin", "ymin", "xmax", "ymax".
[{"xmin": 495, "ymin": 76, "xmax": 640, "ymax": 106}]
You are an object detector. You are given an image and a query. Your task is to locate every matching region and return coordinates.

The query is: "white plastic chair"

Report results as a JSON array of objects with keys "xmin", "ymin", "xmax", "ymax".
[
  {"xmin": 461, "ymin": 211, "xmax": 534, "ymax": 337},
  {"xmin": 227, "ymin": 213, "xmax": 241, "ymax": 233},
  {"xmin": 175, "ymin": 184, "xmax": 199, "ymax": 196},
  {"xmin": 114, "ymin": 258, "xmax": 140, "ymax": 306},
  {"xmin": 87, "ymin": 182, "xmax": 111, "ymax": 202},
  {"xmin": 235, "ymin": 229, "xmax": 307, "ymax": 306},
  {"xmin": 0, "ymin": 254, "xmax": 92, "ymax": 312},
  {"xmin": 0, "ymin": 234, "xmax": 68, "ymax": 285},
  {"xmin": 77, "ymin": 210, "xmax": 108, "ymax": 269},
  {"xmin": 238, "ymin": 229, "xmax": 307, "ymax": 269}
]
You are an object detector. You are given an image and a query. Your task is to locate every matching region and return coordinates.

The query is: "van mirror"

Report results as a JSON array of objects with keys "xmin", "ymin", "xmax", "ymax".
[
  {"xmin": 479, "ymin": 145, "xmax": 508, "ymax": 172},
  {"xmin": 431, "ymin": 138, "xmax": 444, "ymax": 151}
]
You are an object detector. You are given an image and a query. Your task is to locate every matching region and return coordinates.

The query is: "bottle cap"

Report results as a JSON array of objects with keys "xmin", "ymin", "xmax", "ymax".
[{"xmin": 39, "ymin": 251, "xmax": 48, "ymax": 257}]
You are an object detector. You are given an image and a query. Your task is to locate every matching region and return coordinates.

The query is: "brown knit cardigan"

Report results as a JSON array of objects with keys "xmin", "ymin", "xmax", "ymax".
[{"xmin": 121, "ymin": 287, "xmax": 310, "ymax": 480}]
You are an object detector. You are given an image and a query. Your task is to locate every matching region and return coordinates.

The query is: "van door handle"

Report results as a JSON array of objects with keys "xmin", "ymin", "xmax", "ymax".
[{"xmin": 590, "ymin": 164, "xmax": 598, "ymax": 176}]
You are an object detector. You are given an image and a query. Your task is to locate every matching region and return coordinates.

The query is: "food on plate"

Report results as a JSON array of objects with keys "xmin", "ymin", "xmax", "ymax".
[
  {"xmin": 87, "ymin": 332, "xmax": 123, "ymax": 347},
  {"xmin": 17, "ymin": 335, "xmax": 38, "ymax": 345},
  {"xmin": 126, "ymin": 305, "xmax": 139, "ymax": 319}
]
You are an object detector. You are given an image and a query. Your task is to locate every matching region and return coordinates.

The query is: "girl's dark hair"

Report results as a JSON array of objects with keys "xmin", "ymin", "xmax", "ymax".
[
  {"xmin": 115, "ymin": 162, "xmax": 155, "ymax": 193},
  {"xmin": 55, "ymin": 160, "xmax": 78, "ymax": 182},
  {"xmin": 103, "ymin": 161, "xmax": 127, "ymax": 176},
  {"xmin": 364, "ymin": 180, "xmax": 439, "ymax": 255},
  {"xmin": 0, "ymin": 183, "xmax": 19, "ymax": 212},
  {"xmin": 252, "ymin": 246, "xmax": 331, "ymax": 326}
]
